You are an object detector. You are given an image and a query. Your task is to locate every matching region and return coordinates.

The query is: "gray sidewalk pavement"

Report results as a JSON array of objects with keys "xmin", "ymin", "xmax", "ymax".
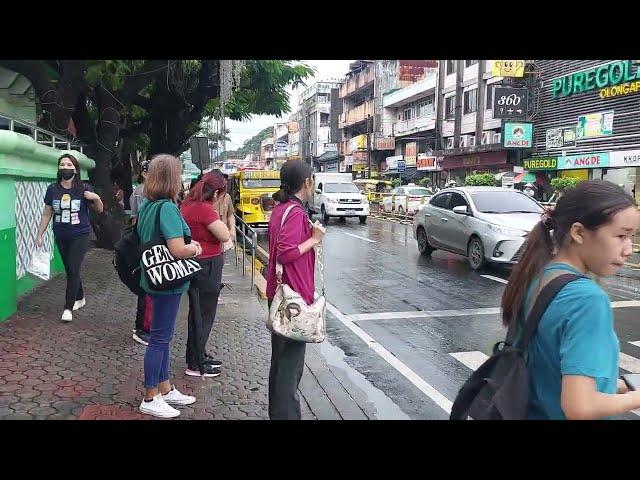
[{"xmin": 0, "ymin": 247, "xmax": 405, "ymax": 420}]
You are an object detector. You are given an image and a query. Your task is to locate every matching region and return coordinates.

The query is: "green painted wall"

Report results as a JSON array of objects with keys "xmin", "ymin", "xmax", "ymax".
[
  {"xmin": 0, "ymin": 227, "xmax": 16, "ymax": 320},
  {"xmin": 0, "ymin": 129, "xmax": 97, "ymax": 322}
]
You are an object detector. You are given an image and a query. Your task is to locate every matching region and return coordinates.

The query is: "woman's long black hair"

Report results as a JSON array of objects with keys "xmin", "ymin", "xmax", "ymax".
[{"xmin": 273, "ymin": 160, "xmax": 313, "ymax": 203}]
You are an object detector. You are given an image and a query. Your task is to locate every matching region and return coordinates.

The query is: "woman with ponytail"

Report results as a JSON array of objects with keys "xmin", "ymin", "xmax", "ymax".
[
  {"xmin": 502, "ymin": 180, "xmax": 640, "ymax": 419},
  {"xmin": 266, "ymin": 160, "xmax": 324, "ymax": 419}
]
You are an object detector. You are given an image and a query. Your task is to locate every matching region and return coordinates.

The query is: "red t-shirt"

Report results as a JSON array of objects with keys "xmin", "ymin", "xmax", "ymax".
[{"xmin": 180, "ymin": 201, "xmax": 223, "ymax": 258}]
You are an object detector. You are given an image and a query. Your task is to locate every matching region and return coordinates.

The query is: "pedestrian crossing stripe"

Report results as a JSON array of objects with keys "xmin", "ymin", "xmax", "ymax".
[{"xmin": 450, "ymin": 343, "xmax": 640, "ymax": 417}]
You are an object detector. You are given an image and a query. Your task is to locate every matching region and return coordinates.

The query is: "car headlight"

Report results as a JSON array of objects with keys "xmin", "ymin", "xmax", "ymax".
[
  {"xmin": 488, "ymin": 224, "xmax": 527, "ymax": 237},
  {"xmin": 327, "ymin": 198, "xmax": 337, "ymax": 204}
]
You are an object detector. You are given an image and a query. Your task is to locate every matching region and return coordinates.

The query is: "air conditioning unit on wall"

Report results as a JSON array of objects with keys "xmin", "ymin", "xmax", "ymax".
[
  {"xmin": 446, "ymin": 137, "xmax": 455, "ymax": 149},
  {"xmin": 468, "ymin": 135, "xmax": 476, "ymax": 147},
  {"xmin": 460, "ymin": 135, "xmax": 469, "ymax": 148},
  {"xmin": 481, "ymin": 131, "xmax": 491, "ymax": 145},
  {"xmin": 494, "ymin": 132, "xmax": 502, "ymax": 144}
]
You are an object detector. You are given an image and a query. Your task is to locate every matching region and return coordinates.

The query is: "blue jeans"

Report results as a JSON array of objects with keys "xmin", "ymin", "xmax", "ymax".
[{"xmin": 144, "ymin": 294, "xmax": 182, "ymax": 389}]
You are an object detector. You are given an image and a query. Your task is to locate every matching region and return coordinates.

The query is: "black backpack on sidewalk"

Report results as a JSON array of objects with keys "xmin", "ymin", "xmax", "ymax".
[
  {"xmin": 113, "ymin": 223, "xmax": 144, "ymax": 296},
  {"xmin": 449, "ymin": 273, "xmax": 580, "ymax": 420}
]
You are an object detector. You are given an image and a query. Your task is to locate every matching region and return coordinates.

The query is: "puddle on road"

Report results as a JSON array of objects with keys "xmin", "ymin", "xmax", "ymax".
[{"xmin": 317, "ymin": 341, "xmax": 410, "ymax": 420}]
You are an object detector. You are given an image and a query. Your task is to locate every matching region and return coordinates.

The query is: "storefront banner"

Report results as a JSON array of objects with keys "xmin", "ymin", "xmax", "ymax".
[
  {"xmin": 417, "ymin": 154, "xmax": 440, "ymax": 171},
  {"xmin": 609, "ymin": 149, "xmax": 640, "ymax": 168},
  {"xmin": 576, "ymin": 111, "xmax": 614, "ymax": 139},
  {"xmin": 440, "ymin": 151, "xmax": 507, "ymax": 170},
  {"xmin": 557, "ymin": 152, "xmax": 609, "ymax": 170},
  {"xmin": 523, "ymin": 157, "xmax": 558, "ymax": 171},
  {"xmin": 385, "ymin": 155, "xmax": 403, "ymax": 171},
  {"xmin": 503, "ymin": 122, "xmax": 533, "ymax": 148},
  {"xmin": 404, "ymin": 142, "xmax": 417, "ymax": 167}
]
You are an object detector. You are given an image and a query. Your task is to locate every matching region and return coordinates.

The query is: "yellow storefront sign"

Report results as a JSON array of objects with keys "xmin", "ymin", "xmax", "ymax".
[
  {"xmin": 491, "ymin": 60, "xmax": 525, "ymax": 78},
  {"xmin": 560, "ymin": 169, "xmax": 588, "ymax": 181}
]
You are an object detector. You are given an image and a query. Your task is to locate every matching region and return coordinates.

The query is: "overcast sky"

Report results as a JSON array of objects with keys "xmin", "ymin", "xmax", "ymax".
[{"xmin": 224, "ymin": 60, "xmax": 353, "ymax": 151}]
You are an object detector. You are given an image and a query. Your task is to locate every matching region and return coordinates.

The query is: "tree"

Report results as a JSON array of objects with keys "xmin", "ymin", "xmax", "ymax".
[
  {"xmin": 551, "ymin": 177, "xmax": 580, "ymax": 194},
  {"xmin": 1, "ymin": 59, "xmax": 313, "ymax": 248},
  {"xmin": 465, "ymin": 173, "xmax": 496, "ymax": 186},
  {"xmin": 392, "ymin": 178, "xmax": 402, "ymax": 188},
  {"xmin": 225, "ymin": 126, "xmax": 273, "ymax": 158},
  {"xmin": 418, "ymin": 177, "xmax": 431, "ymax": 188}
]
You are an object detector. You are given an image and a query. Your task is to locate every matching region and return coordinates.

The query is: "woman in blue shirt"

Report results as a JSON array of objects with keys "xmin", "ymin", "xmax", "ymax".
[{"xmin": 501, "ymin": 180, "xmax": 640, "ymax": 419}]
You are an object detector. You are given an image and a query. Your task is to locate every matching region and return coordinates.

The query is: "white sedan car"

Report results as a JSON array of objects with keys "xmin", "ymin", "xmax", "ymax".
[{"xmin": 382, "ymin": 186, "xmax": 433, "ymax": 216}]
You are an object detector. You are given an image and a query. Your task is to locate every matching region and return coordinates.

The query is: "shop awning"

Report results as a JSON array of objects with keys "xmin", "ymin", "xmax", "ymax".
[
  {"xmin": 514, "ymin": 172, "xmax": 536, "ymax": 184},
  {"xmin": 316, "ymin": 151, "xmax": 340, "ymax": 163}
]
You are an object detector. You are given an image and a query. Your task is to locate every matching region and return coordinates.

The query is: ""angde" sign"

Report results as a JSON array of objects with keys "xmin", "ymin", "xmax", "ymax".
[{"xmin": 557, "ymin": 152, "xmax": 610, "ymax": 170}]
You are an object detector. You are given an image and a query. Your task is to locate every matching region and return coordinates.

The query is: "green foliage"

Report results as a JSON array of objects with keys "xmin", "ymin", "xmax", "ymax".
[
  {"xmin": 550, "ymin": 176, "xmax": 581, "ymax": 193},
  {"xmin": 418, "ymin": 177, "xmax": 431, "ymax": 187},
  {"xmin": 226, "ymin": 126, "xmax": 274, "ymax": 157},
  {"xmin": 392, "ymin": 178, "xmax": 402, "ymax": 188},
  {"xmin": 464, "ymin": 173, "xmax": 496, "ymax": 187}
]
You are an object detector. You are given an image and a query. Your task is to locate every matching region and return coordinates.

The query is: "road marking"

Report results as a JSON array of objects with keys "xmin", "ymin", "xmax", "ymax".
[
  {"xmin": 342, "ymin": 232, "xmax": 377, "ymax": 243},
  {"xmin": 481, "ymin": 274, "xmax": 508, "ymax": 284},
  {"xmin": 619, "ymin": 352, "xmax": 640, "ymax": 373},
  {"xmin": 326, "ymin": 302, "xmax": 453, "ymax": 415},
  {"xmin": 347, "ymin": 300, "xmax": 640, "ymax": 322},
  {"xmin": 450, "ymin": 351, "xmax": 488, "ymax": 370},
  {"xmin": 630, "ymin": 341, "xmax": 640, "ymax": 348},
  {"xmin": 348, "ymin": 307, "xmax": 501, "ymax": 322}
]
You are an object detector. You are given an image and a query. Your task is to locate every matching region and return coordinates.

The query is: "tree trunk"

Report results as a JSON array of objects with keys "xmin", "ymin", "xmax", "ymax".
[{"xmin": 88, "ymin": 85, "xmax": 124, "ymax": 250}]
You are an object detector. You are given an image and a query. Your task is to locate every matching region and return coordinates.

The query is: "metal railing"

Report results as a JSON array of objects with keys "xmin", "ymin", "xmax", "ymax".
[
  {"xmin": 233, "ymin": 213, "xmax": 257, "ymax": 291},
  {"xmin": 0, "ymin": 112, "xmax": 84, "ymax": 153}
]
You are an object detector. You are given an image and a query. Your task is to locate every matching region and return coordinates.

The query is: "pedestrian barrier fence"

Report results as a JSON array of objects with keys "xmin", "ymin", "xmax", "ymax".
[{"xmin": 233, "ymin": 213, "xmax": 257, "ymax": 291}]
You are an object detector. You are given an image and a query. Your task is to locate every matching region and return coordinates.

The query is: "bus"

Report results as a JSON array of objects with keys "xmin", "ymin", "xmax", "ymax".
[{"xmin": 229, "ymin": 170, "xmax": 281, "ymax": 226}]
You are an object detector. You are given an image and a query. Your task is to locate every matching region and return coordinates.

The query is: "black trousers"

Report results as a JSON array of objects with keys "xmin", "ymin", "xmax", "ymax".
[
  {"xmin": 55, "ymin": 234, "xmax": 90, "ymax": 310},
  {"xmin": 267, "ymin": 299, "xmax": 307, "ymax": 420},
  {"xmin": 186, "ymin": 255, "xmax": 224, "ymax": 369}
]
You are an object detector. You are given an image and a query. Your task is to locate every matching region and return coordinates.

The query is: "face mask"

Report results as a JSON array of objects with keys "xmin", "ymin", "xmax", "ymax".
[{"xmin": 60, "ymin": 168, "xmax": 75, "ymax": 180}]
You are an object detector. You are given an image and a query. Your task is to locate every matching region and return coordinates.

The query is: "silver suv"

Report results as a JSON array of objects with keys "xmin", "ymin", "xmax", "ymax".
[{"xmin": 412, "ymin": 187, "xmax": 544, "ymax": 270}]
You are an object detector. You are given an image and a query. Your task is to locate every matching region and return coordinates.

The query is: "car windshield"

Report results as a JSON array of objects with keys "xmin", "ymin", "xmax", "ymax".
[
  {"xmin": 470, "ymin": 191, "xmax": 543, "ymax": 214},
  {"xmin": 407, "ymin": 188, "xmax": 433, "ymax": 196},
  {"xmin": 242, "ymin": 179, "xmax": 281, "ymax": 189},
  {"xmin": 325, "ymin": 183, "xmax": 360, "ymax": 193}
]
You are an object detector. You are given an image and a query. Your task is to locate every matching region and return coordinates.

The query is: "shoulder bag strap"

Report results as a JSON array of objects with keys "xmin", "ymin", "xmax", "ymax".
[
  {"xmin": 513, "ymin": 273, "xmax": 582, "ymax": 351},
  {"xmin": 275, "ymin": 204, "xmax": 297, "ymax": 284}
]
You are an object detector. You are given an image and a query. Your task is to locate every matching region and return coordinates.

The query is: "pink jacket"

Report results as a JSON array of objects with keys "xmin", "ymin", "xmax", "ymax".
[{"xmin": 266, "ymin": 199, "xmax": 316, "ymax": 305}]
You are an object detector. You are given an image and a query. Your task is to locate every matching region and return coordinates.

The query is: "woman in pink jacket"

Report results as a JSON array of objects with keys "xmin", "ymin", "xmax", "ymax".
[{"xmin": 266, "ymin": 160, "xmax": 324, "ymax": 420}]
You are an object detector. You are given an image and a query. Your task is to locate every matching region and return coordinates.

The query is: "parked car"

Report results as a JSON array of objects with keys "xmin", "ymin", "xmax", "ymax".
[
  {"xmin": 412, "ymin": 187, "xmax": 544, "ymax": 270},
  {"xmin": 382, "ymin": 185, "xmax": 434, "ymax": 216}
]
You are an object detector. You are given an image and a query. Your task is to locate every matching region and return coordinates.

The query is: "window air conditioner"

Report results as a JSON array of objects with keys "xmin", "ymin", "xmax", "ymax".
[
  {"xmin": 468, "ymin": 135, "xmax": 476, "ymax": 147},
  {"xmin": 494, "ymin": 132, "xmax": 502, "ymax": 144},
  {"xmin": 481, "ymin": 131, "xmax": 491, "ymax": 145},
  {"xmin": 460, "ymin": 135, "xmax": 469, "ymax": 148},
  {"xmin": 446, "ymin": 137, "xmax": 455, "ymax": 149}
]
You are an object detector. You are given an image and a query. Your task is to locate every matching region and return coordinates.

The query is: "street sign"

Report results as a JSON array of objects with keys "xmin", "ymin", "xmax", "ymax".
[
  {"xmin": 397, "ymin": 160, "xmax": 406, "ymax": 173},
  {"xmin": 493, "ymin": 87, "xmax": 528, "ymax": 119},
  {"xmin": 189, "ymin": 136, "xmax": 210, "ymax": 171}
]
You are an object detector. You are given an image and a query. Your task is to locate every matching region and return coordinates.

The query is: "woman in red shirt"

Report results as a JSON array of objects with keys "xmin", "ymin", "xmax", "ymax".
[
  {"xmin": 266, "ymin": 160, "xmax": 324, "ymax": 420},
  {"xmin": 180, "ymin": 172, "xmax": 231, "ymax": 377}
]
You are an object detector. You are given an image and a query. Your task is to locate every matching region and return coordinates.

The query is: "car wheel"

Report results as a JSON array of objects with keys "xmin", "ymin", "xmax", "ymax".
[
  {"xmin": 417, "ymin": 226, "xmax": 435, "ymax": 256},
  {"xmin": 321, "ymin": 205, "xmax": 330, "ymax": 224},
  {"xmin": 468, "ymin": 236, "xmax": 486, "ymax": 271},
  {"xmin": 359, "ymin": 216, "xmax": 367, "ymax": 225}
]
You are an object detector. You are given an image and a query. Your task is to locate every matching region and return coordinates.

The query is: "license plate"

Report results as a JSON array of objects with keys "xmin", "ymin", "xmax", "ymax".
[{"xmin": 345, "ymin": 209, "xmax": 356, "ymax": 213}]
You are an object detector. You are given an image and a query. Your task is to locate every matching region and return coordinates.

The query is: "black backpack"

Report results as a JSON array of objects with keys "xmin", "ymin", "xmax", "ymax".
[
  {"xmin": 449, "ymin": 273, "xmax": 580, "ymax": 420},
  {"xmin": 113, "ymin": 222, "xmax": 144, "ymax": 296}
]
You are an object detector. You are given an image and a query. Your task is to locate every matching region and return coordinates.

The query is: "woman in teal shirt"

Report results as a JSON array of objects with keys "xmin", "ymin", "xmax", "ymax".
[
  {"xmin": 136, "ymin": 154, "xmax": 203, "ymax": 419},
  {"xmin": 502, "ymin": 180, "xmax": 640, "ymax": 419}
]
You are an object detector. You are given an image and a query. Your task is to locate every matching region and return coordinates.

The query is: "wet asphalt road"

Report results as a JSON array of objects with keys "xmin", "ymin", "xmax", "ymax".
[{"xmin": 257, "ymin": 216, "xmax": 640, "ymax": 420}]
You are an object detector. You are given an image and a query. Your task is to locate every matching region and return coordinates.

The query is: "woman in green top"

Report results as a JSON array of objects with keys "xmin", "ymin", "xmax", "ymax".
[
  {"xmin": 502, "ymin": 180, "xmax": 640, "ymax": 419},
  {"xmin": 136, "ymin": 154, "xmax": 203, "ymax": 419}
]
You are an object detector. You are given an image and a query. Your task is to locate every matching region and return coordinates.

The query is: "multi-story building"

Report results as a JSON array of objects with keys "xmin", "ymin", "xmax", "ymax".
[
  {"xmin": 338, "ymin": 60, "xmax": 375, "ymax": 176},
  {"xmin": 260, "ymin": 136, "xmax": 274, "ymax": 166},
  {"xmin": 298, "ymin": 80, "xmax": 343, "ymax": 169},
  {"xmin": 435, "ymin": 60, "xmax": 514, "ymax": 188},
  {"xmin": 380, "ymin": 61, "xmax": 440, "ymax": 183},
  {"xmin": 287, "ymin": 112, "xmax": 300, "ymax": 162},
  {"xmin": 527, "ymin": 60, "xmax": 640, "ymax": 201}
]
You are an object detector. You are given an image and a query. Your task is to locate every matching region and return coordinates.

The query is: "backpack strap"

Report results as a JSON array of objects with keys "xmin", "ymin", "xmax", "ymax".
[{"xmin": 506, "ymin": 273, "xmax": 582, "ymax": 350}]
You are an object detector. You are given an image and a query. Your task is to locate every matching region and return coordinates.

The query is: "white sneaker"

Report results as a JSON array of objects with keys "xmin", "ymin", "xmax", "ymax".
[
  {"xmin": 162, "ymin": 386, "xmax": 196, "ymax": 406},
  {"xmin": 139, "ymin": 394, "xmax": 180, "ymax": 418},
  {"xmin": 61, "ymin": 310, "xmax": 73, "ymax": 322},
  {"xmin": 73, "ymin": 298, "xmax": 86, "ymax": 311}
]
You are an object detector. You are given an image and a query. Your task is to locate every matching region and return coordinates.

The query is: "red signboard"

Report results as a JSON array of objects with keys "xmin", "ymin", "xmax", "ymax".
[
  {"xmin": 417, "ymin": 155, "xmax": 438, "ymax": 171},
  {"xmin": 399, "ymin": 60, "xmax": 438, "ymax": 82},
  {"xmin": 375, "ymin": 137, "xmax": 395, "ymax": 151}
]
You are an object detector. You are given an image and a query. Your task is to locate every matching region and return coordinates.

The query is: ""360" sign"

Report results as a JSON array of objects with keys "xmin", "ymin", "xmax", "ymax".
[{"xmin": 492, "ymin": 87, "xmax": 529, "ymax": 119}]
